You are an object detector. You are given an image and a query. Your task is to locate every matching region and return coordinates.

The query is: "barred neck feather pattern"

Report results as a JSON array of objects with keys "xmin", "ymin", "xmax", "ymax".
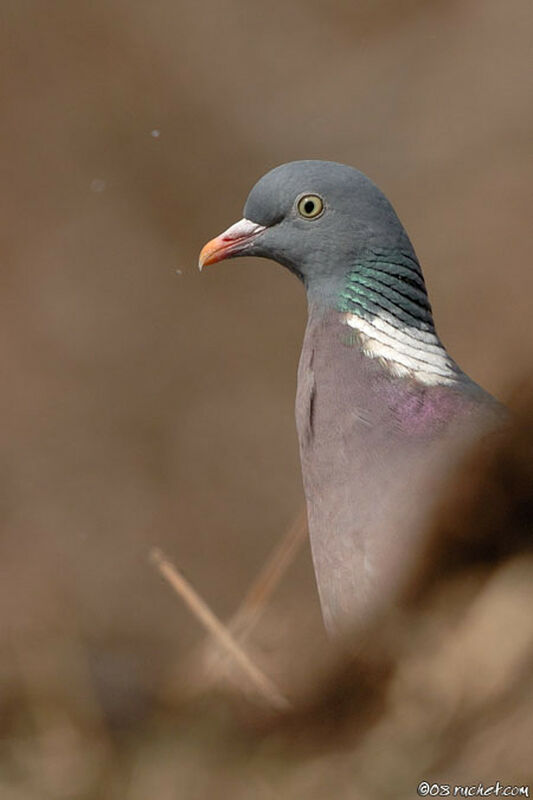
[{"xmin": 338, "ymin": 251, "xmax": 461, "ymax": 386}]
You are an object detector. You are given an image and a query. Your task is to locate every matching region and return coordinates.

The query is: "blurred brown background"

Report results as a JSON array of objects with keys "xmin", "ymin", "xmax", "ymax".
[{"xmin": 2, "ymin": 0, "xmax": 532, "ymax": 782}]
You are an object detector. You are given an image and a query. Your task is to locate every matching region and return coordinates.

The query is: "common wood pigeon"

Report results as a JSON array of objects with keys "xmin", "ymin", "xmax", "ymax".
[{"xmin": 199, "ymin": 160, "xmax": 502, "ymax": 635}]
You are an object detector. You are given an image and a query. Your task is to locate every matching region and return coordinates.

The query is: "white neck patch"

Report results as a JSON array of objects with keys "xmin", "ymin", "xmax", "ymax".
[{"xmin": 342, "ymin": 311, "xmax": 459, "ymax": 386}]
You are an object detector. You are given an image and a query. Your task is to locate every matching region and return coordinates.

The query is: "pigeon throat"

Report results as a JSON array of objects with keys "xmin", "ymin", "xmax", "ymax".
[{"xmin": 337, "ymin": 252, "xmax": 460, "ymax": 386}]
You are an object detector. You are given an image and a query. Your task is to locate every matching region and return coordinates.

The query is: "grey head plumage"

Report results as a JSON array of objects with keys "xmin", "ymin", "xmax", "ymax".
[
  {"xmin": 200, "ymin": 160, "xmax": 503, "ymax": 634},
  {"xmin": 243, "ymin": 161, "xmax": 418, "ymax": 298}
]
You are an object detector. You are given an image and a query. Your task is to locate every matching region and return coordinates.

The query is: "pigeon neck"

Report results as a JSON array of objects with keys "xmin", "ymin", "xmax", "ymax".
[{"xmin": 309, "ymin": 249, "xmax": 462, "ymax": 387}]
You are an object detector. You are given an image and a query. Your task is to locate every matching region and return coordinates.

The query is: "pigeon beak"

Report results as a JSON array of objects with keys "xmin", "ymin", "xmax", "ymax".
[{"xmin": 198, "ymin": 218, "xmax": 266, "ymax": 270}]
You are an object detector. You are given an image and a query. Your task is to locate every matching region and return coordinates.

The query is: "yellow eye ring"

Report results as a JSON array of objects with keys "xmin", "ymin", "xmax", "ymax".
[{"xmin": 297, "ymin": 194, "xmax": 324, "ymax": 219}]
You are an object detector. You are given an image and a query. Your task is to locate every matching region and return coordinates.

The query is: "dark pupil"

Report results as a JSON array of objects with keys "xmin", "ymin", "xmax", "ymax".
[{"xmin": 304, "ymin": 199, "xmax": 316, "ymax": 214}]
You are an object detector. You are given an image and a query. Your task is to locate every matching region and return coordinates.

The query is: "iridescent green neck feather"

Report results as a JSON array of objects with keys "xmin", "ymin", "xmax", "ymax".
[{"xmin": 337, "ymin": 250, "xmax": 461, "ymax": 386}]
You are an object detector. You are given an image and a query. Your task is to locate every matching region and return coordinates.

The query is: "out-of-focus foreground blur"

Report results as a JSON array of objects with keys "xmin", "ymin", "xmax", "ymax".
[{"xmin": 2, "ymin": 1, "xmax": 532, "ymax": 797}]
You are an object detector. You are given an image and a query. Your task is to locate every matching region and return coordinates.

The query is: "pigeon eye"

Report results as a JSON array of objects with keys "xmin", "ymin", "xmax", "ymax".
[{"xmin": 297, "ymin": 194, "xmax": 324, "ymax": 219}]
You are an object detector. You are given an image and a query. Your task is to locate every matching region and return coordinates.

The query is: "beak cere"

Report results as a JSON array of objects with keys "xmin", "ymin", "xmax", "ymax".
[{"xmin": 198, "ymin": 218, "xmax": 266, "ymax": 270}]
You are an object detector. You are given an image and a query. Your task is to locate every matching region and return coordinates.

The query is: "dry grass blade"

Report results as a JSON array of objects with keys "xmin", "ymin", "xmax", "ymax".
[
  {"xmin": 150, "ymin": 547, "xmax": 291, "ymax": 711},
  {"xmin": 180, "ymin": 509, "xmax": 307, "ymax": 694},
  {"xmin": 229, "ymin": 508, "xmax": 307, "ymax": 641}
]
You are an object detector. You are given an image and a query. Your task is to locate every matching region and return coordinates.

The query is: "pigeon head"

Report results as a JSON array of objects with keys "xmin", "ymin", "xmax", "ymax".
[{"xmin": 199, "ymin": 160, "xmax": 417, "ymax": 303}]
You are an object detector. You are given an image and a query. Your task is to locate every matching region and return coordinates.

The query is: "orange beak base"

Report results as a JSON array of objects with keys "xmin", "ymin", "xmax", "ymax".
[{"xmin": 198, "ymin": 218, "xmax": 266, "ymax": 270}]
